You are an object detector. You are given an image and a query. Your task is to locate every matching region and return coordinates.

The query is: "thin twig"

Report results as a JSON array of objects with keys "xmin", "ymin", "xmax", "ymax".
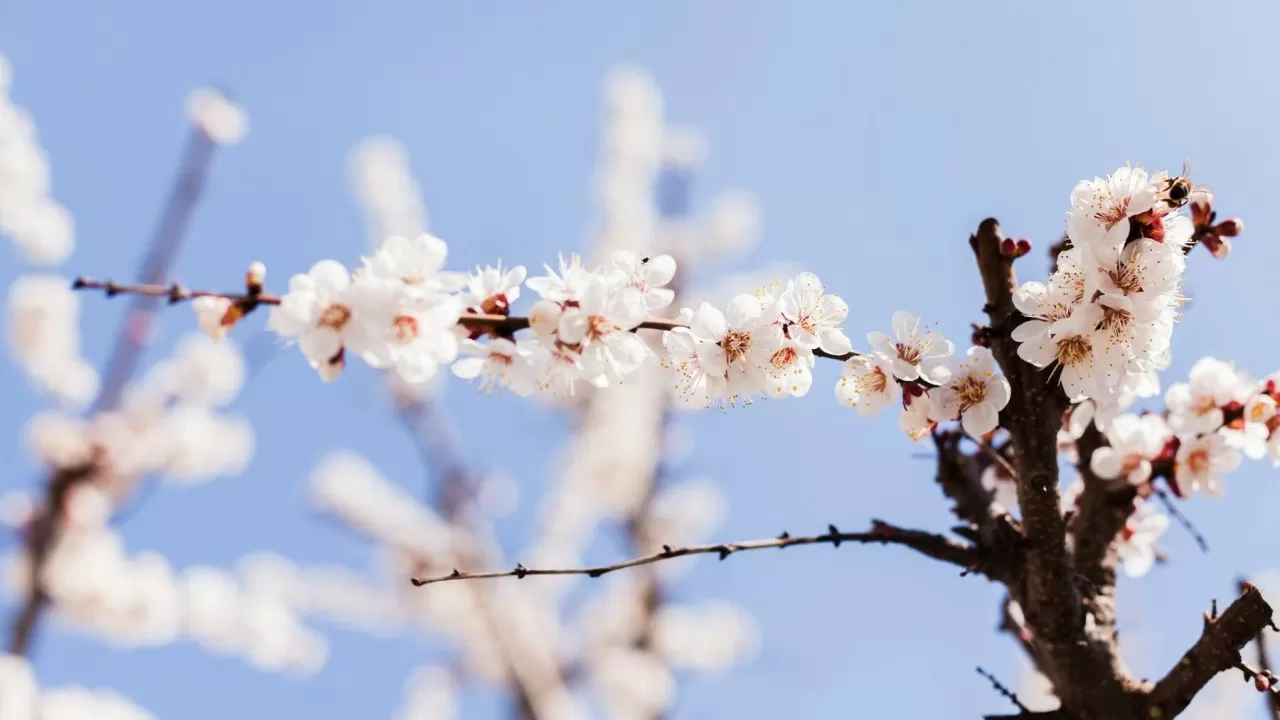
[
  {"xmin": 977, "ymin": 666, "xmax": 1030, "ymax": 713},
  {"xmin": 411, "ymin": 520, "xmax": 980, "ymax": 586},
  {"xmin": 1153, "ymin": 487, "xmax": 1209, "ymax": 553},
  {"xmin": 1240, "ymin": 579, "xmax": 1280, "ymax": 718},
  {"xmin": 69, "ymin": 277, "xmax": 859, "ymax": 361}
]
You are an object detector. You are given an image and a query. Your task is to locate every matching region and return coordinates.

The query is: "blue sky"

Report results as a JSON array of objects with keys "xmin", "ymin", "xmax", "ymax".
[{"xmin": 3, "ymin": 1, "xmax": 1280, "ymax": 717}]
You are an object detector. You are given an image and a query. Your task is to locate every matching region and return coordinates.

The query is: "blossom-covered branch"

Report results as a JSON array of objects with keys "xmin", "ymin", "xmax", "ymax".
[{"xmin": 410, "ymin": 520, "xmax": 982, "ymax": 586}]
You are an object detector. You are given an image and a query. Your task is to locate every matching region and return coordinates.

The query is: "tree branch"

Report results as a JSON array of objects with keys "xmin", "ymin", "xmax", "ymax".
[
  {"xmin": 70, "ymin": 277, "xmax": 861, "ymax": 360},
  {"xmin": 1069, "ymin": 423, "xmax": 1136, "ymax": 632},
  {"xmin": 1146, "ymin": 583, "xmax": 1275, "ymax": 718},
  {"xmin": 1240, "ymin": 579, "xmax": 1280, "ymax": 719},
  {"xmin": 971, "ymin": 219, "xmax": 1134, "ymax": 715},
  {"xmin": 411, "ymin": 520, "xmax": 981, "ymax": 586}
]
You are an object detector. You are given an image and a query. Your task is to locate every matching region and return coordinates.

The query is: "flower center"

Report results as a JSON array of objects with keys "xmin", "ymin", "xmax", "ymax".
[
  {"xmin": 864, "ymin": 366, "xmax": 888, "ymax": 394},
  {"xmin": 1100, "ymin": 306, "xmax": 1133, "ymax": 338},
  {"xmin": 318, "ymin": 303, "xmax": 353, "ymax": 331},
  {"xmin": 391, "ymin": 314, "xmax": 419, "ymax": 343},
  {"xmin": 1093, "ymin": 195, "xmax": 1130, "ymax": 229},
  {"xmin": 587, "ymin": 315, "xmax": 615, "ymax": 341},
  {"xmin": 1056, "ymin": 335, "xmax": 1091, "ymax": 367},
  {"xmin": 895, "ymin": 342, "xmax": 922, "ymax": 365},
  {"xmin": 723, "ymin": 331, "xmax": 752, "ymax": 364},
  {"xmin": 955, "ymin": 375, "xmax": 988, "ymax": 411},
  {"xmin": 1107, "ymin": 255, "xmax": 1144, "ymax": 294},
  {"xmin": 770, "ymin": 346, "xmax": 798, "ymax": 369},
  {"xmin": 1186, "ymin": 448, "xmax": 1211, "ymax": 476},
  {"xmin": 1190, "ymin": 394, "xmax": 1218, "ymax": 417}
]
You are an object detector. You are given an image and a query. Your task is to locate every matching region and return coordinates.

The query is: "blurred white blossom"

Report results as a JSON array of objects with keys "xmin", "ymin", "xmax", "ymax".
[
  {"xmin": 6, "ymin": 276, "xmax": 98, "ymax": 405},
  {"xmin": 0, "ymin": 56, "xmax": 75, "ymax": 265},
  {"xmin": 186, "ymin": 87, "xmax": 247, "ymax": 145}
]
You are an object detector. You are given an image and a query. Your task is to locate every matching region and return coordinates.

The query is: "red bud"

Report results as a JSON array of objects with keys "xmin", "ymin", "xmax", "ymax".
[
  {"xmin": 1215, "ymin": 218, "xmax": 1244, "ymax": 237},
  {"xmin": 1201, "ymin": 233, "xmax": 1232, "ymax": 259},
  {"xmin": 1257, "ymin": 675, "xmax": 1270, "ymax": 692},
  {"xmin": 1015, "ymin": 238, "xmax": 1032, "ymax": 256},
  {"xmin": 1000, "ymin": 238, "xmax": 1018, "ymax": 257},
  {"xmin": 1191, "ymin": 197, "xmax": 1214, "ymax": 228}
]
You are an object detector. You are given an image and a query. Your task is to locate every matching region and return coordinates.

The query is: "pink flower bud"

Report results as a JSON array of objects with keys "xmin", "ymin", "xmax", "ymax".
[
  {"xmin": 1000, "ymin": 238, "xmax": 1018, "ymax": 257},
  {"xmin": 1215, "ymin": 218, "xmax": 1244, "ymax": 237},
  {"xmin": 1015, "ymin": 238, "xmax": 1032, "ymax": 256},
  {"xmin": 1201, "ymin": 233, "xmax": 1232, "ymax": 259},
  {"xmin": 1256, "ymin": 675, "xmax": 1270, "ymax": 692},
  {"xmin": 1190, "ymin": 196, "xmax": 1214, "ymax": 228}
]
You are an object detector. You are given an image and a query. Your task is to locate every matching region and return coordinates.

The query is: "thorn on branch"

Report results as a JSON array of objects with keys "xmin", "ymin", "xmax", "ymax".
[
  {"xmin": 777, "ymin": 531, "xmax": 791, "ymax": 542},
  {"xmin": 514, "ymin": 563, "xmax": 528, "ymax": 579},
  {"xmin": 828, "ymin": 524, "xmax": 842, "ymax": 546}
]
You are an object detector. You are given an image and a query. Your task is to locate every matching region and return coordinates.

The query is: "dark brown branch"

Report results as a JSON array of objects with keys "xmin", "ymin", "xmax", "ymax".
[
  {"xmin": 1147, "ymin": 583, "xmax": 1275, "ymax": 718},
  {"xmin": 1240, "ymin": 579, "xmax": 1280, "ymax": 719},
  {"xmin": 971, "ymin": 219, "xmax": 1133, "ymax": 715},
  {"xmin": 983, "ymin": 711, "xmax": 1076, "ymax": 718},
  {"xmin": 411, "ymin": 521, "xmax": 981, "ymax": 586},
  {"xmin": 1069, "ymin": 423, "xmax": 1136, "ymax": 632}
]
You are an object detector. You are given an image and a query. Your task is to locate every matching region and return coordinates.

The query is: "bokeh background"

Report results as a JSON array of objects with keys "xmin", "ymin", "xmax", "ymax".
[{"xmin": 3, "ymin": 1, "xmax": 1280, "ymax": 717}]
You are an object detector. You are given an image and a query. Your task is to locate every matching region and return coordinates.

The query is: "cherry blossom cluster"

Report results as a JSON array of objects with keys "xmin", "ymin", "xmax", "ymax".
[
  {"xmin": 834, "ymin": 311, "xmax": 1011, "ymax": 439},
  {"xmin": 0, "ymin": 654, "xmax": 155, "ymax": 720},
  {"xmin": 1013, "ymin": 165, "xmax": 1192, "ymax": 418},
  {"xmin": 0, "ymin": 55, "xmax": 74, "ymax": 265},
  {"xmin": 23, "ymin": 334, "xmax": 253, "ymax": 486},
  {"xmin": 662, "ymin": 272, "xmax": 850, "ymax": 407},
  {"xmin": 1, "ymin": 483, "xmax": 325, "ymax": 676},
  {"xmin": 1163, "ymin": 356, "xmax": 1280, "ymax": 497}
]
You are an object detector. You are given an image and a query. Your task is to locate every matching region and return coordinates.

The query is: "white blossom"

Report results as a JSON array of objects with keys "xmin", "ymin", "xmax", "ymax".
[
  {"xmin": 0, "ymin": 57, "xmax": 75, "ymax": 264},
  {"xmin": 929, "ymin": 346, "xmax": 1011, "ymax": 437},
  {"xmin": 1089, "ymin": 413, "xmax": 1171, "ymax": 485},
  {"xmin": 1117, "ymin": 500, "xmax": 1169, "ymax": 578},
  {"xmin": 451, "ymin": 338, "xmax": 537, "ymax": 396},
  {"xmin": 1172, "ymin": 433, "xmax": 1241, "ymax": 498},
  {"xmin": 459, "ymin": 262, "xmax": 526, "ymax": 313},
  {"xmin": 836, "ymin": 353, "xmax": 900, "ymax": 416},
  {"xmin": 866, "ymin": 311, "xmax": 952, "ymax": 383},
  {"xmin": 186, "ymin": 87, "xmax": 248, "ymax": 145},
  {"xmin": 1165, "ymin": 357, "xmax": 1242, "ymax": 437},
  {"xmin": 778, "ymin": 272, "xmax": 853, "ymax": 357}
]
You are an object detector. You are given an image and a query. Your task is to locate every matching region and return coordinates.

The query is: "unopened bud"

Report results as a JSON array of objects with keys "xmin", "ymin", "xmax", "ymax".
[
  {"xmin": 529, "ymin": 300, "xmax": 562, "ymax": 337},
  {"xmin": 1015, "ymin": 238, "xmax": 1032, "ymax": 256},
  {"xmin": 246, "ymin": 261, "xmax": 266, "ymax": 291},
  {"xmin": 999, "ymin": 238, "xmax": 1018, "ymax": 257},
  {"xmin": 1201, "ymin": 233, "xmax": 1232, "ymax": 259},
  {"xmin": 1190, "ymin": 194, "xmax": 1214, "ymax": 228},
  {"xmin": 1214, "ymin": 218, "xmax": 1243, "ymax": 237},
  {"xmin": 1256, "ymin": 675, "xmax": 1270, "ymax": 692}
]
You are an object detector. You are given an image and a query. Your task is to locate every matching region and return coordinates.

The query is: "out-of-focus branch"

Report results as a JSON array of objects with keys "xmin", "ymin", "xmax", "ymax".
[
  {"xmin": 1146, "ymin": 584, "xmax": 1275, "ymax": 718},
  {"xmin": 412, "ymin": 520, "xmax": 982, "ymax": 586},
  {"xmin": 9, "ymin": 129, "xmax": 219, "ymax": 657},
  {"xmin": 970, "ymin": 219, "xmax": 1134, "ymax": 715}
]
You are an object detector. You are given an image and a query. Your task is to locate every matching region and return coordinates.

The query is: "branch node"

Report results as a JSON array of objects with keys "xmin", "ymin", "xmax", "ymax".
[{"xmin": 514, "ymin": 563, "xmax": 528, "ymax": 579}]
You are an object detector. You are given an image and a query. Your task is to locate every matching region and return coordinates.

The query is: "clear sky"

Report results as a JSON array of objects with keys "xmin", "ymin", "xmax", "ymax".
[{"xmin": 4, "ymin": 1, "xmax": 1280, "ymax": 718}]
